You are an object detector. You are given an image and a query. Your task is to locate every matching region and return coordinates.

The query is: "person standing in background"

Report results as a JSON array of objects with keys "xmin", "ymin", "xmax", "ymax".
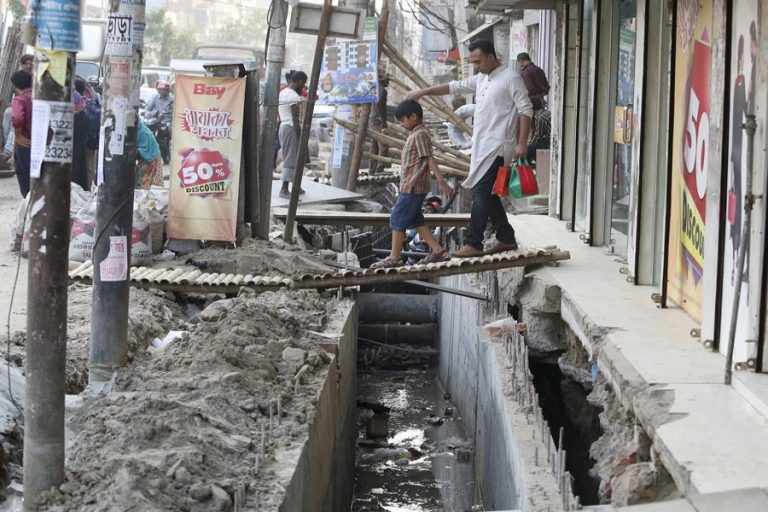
[
  {"xmin": 11, "ymin": 70, "xmax": 32, "ymax": 198},
  {"xmin": 516, "ymin": 52, "xmax": 550, "ymax": 101},
  {"xmin": 278, "ymin": 71, "xmax": 308, "ymax": 199}
]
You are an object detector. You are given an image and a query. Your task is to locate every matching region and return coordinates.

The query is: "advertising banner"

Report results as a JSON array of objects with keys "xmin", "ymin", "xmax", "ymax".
[
  {"xmin": 719, "ymin": 0, "xmax": 758, "ymax": 359},
  {"xmin": 167, "ymin": 75, "xmax": 246, "ymax": 242},
  {"xmin": 319, "ymin": 17, "xmax": 378, "ymax": 105},
  {"xmin": 666, "ymin": 0, "xmax": 712, "ymax": 319}
]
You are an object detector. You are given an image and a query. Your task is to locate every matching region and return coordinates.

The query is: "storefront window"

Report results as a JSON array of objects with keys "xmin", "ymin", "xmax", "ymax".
[
  {"xmin": 574, "ymin": 0, "xmax": 594, "ymax": 233},
  {"xmin": 608, "ymin": 1, "xmax": 637, "ymax": 255}
]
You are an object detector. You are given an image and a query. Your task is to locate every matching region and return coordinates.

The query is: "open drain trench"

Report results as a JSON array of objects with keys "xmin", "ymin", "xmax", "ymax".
[
  {"xmin": 352, "ymin": 290, "xmax": 481, "ymax": 511},
  {"xmin": 340, "ymin": 274, "xmax": 611, "ymax": 511}
]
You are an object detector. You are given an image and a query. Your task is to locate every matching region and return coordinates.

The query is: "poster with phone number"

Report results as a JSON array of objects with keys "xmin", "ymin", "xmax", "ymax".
[{"xmin": 167, "ymin": 75, "xmax": 246, "ymax": 242}]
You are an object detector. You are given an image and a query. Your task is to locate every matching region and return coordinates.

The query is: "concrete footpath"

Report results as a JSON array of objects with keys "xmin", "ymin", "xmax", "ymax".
[{"xmin": 513, "ymin": 214, "xmax": 768, "ymax": 508}]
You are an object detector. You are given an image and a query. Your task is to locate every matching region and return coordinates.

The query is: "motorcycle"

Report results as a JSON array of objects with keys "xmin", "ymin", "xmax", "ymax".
[{"xmin": 143, "ymin": 110, "xmax": 172, "ymax": 164}]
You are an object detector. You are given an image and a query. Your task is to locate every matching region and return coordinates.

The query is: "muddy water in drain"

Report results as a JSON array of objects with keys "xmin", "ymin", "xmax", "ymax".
[{"xmin": 352, "ymin": 370, "xmax": 481, "ymax": 511}]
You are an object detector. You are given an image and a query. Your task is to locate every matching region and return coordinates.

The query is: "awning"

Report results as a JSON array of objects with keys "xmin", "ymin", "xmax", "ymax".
[
  {"xmin": 468, "ymin": 0, "xmax": 560, "ymax": 15},
  {"xmin": 457, "ymin": 17, "xmax": 505, "ymax": 44}
]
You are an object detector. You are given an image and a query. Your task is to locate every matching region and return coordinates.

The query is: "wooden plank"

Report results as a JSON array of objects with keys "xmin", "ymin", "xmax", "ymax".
[{"xmin": 271, "ymin": 208, "xmax": 472, "ymax": 227}]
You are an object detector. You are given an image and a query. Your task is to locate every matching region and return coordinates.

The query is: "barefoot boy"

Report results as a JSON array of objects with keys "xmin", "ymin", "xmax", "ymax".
[{"xmin": 371, "ymin": 99, "xmax": 453, "ymax": 269}]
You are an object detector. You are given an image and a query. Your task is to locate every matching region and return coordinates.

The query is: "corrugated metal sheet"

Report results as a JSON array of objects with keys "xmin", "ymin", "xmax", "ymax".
[{"xmin": 68, "ymin": 248, "xmax": 569, "ymax": 293}]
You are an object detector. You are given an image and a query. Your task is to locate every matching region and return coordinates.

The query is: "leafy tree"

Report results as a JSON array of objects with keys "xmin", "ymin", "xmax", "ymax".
[
  {"xmin": 9, "ymin": 0, "xmax": 25, "ymax": 19},
  {"xmin": 210, "ymin": 8, "xmax": 269, "ymax": 50},
  {"xmin": 144, "ymin": 9, "xmax": 197, "ymax": 66},
  {"xmin": 169, "ymin": 30, "xmax": 196, "ymax": 64}
]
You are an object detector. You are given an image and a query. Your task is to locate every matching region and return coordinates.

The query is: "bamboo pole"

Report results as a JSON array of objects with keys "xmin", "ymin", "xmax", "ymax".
[
  {"xmin": 389, "ymin": 79, "xmax": 457, "ymax": 131},
  {"xmin": 384, "ymin": 145, "xmax": 469, "ymax": 173},
  {"xmin": 364, "ymin": 152, "xmax": 468, "ymax": 177},
  {"xmin": 389, "ymin": 76, "xmax": 447, "ymax": 120},
  {"xmin": 388, "ymin": 123, "xmax": 471, "ymax": 162},
  {"xmin": 382, "ymin": 40, "xmax": 474, "ymax": 135},
  {"xmin": 336, "ymin": 118, "xmax": 469, "ymax": 171}
]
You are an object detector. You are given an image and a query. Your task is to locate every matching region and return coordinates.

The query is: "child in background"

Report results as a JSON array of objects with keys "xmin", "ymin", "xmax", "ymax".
[{"xmin": 371, "ymin": 99, "xmax": 453, "ymax": 269}]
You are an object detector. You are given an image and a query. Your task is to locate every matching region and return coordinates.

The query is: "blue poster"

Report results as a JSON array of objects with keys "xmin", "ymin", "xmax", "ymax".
[{"xmin": 31, "ymin": 0, "xmax": 82, "ymax": 52}]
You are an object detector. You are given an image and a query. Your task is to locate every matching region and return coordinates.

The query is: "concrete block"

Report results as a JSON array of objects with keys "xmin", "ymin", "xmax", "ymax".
[
  {"xmin": 520, "ymin": 312, "xmax": 567, "ymax": 353},
  {"xmin": 497, "ymin": 268, "xmax": 526, "ymax": 302},
  {"xmin": 688, "ymin": 487, "xmax": 768, "ymax": 512},
  {"xmin": 366, "ymin": 413, "xmax": 388, "ymax": 438},
  {"xmin": 520, "ymin": 279, "xmax": 562, "ymax": 314}
]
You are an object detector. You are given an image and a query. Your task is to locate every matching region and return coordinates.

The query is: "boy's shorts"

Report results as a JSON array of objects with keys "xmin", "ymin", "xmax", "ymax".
[{"xmin": 390, "ymin": 192, "xmax": 426, "ymax": 232}]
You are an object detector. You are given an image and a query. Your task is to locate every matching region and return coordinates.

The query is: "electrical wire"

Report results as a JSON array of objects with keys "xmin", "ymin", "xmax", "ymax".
[
  {"xmin": 91, "ymin": 191, "xmax": 134, "ymax": 255},
  {"xmin": 5, "ymin": 181, "xmax": 39, "ymax": 415},
  {"xmin": 267, "ymin": 0, "xmax": 288, "ymax": 30}
]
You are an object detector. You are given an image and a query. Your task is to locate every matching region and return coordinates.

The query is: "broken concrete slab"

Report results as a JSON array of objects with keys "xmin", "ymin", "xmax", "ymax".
[
  {"xmin": 270, "ymin": 179, "xmax": 364, "ymax": 208},
  {"xmin": 509, "ymin": 214, "xmax": 768, "ymax": 500}
]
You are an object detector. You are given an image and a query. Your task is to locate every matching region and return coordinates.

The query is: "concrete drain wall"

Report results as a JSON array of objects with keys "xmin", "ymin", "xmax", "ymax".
[
  {"xmin": 278, "ymin": 301, "xmax": 358, "ymax": 511},
  {"xmin": 497, "ymin": 268, "xmax": 679, "ymax": 507},
  {"xmin": 437, "ymin": 273, "xmax": 561, "ymax": 511}
]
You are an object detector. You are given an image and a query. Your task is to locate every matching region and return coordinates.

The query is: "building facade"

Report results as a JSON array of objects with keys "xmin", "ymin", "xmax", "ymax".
[{"xmin": 464, "ymin": 0, "xmax": 768, "ymax": 372}]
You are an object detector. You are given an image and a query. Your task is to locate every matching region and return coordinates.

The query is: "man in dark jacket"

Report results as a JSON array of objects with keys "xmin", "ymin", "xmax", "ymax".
[{"xmin": 516, "ymin": 52, "xmax": 550, "ymax": 101}]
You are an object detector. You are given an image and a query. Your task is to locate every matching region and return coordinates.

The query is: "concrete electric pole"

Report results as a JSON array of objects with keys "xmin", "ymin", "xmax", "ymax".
[
  {"xmin": 89, "ymin": 0, "xmax": 147, "ymax": 383},
  {"xmin": 23, "ymin": 0, "xmax": 80, "ymax": 505},
  {"xmin": 254, "ymin": 0, "xmax": 289, "ymax": 239}
]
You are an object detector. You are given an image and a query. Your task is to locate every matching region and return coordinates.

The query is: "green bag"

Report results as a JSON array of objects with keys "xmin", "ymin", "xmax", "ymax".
[{"xmin": 508, "ymin": 158, "xmax": 539, "ymax": 198}]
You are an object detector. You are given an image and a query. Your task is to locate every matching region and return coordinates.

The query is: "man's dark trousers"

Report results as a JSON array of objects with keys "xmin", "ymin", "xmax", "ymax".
[
  {"xmin": 465, "ymin": 156, "xmax": 517, "ymax": 250},
  {"xmin": 14, "ymin": 145, "xmax": 30, "ymax": 198}
]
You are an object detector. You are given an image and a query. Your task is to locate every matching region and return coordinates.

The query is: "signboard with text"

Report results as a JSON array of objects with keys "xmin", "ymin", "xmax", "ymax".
[
  {"xmin": 167, "ymin": 75, "xmax": 246, "ymax": 242},
  {"xmin": 665, "ymin": 0, "xmax": 713, "ymax": 319},
  {"xmin": 319, "ymin": 17, "xmax": 378, "ymax": 105},
  {"xmin": 30, "ymin": 0, "xmax": 81, "ymax": 52}
]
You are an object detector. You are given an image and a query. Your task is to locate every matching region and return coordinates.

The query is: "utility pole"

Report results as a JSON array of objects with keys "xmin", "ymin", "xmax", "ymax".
[
  {"xmin": 254, "ymin": 0, "xmax": 289, "ymax": 239},
  {"xmin": 90, "ymin": 0, "xmax": 146, "ymax": 383},
  {"xmin": 283, "ymin": 0, "xmax": 332, "ymax": 242},
  {"xmin": 23, "ymin": 0, "xmax": 80, "ymax": 505}
]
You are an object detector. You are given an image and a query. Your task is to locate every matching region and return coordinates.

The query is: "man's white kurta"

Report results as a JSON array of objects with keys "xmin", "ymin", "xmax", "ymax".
[{"xmin": 449, "ymin": 65, "xmax": 533, "ymax": 188}]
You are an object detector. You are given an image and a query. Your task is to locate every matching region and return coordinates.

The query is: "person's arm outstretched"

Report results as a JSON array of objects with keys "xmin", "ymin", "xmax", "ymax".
[{"xmin": 407, "ymin": 84, "xmax": 450, "ymax": 100}]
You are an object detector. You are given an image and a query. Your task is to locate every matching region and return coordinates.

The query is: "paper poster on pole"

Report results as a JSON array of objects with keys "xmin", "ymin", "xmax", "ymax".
[
  {"xmin": 30, "ymin": 100, "xmax": 74, "ymax": 178},
  {"xmin": 319, "ymin": 17, "xmax": 379, "ymax": 104},
  {"xmin": 100, "ymin": 236, "xmax": 128, "ymax": 282},
  {"xmin": 167, "ymin": 75, "xmax": 246, "ymax": 242}
]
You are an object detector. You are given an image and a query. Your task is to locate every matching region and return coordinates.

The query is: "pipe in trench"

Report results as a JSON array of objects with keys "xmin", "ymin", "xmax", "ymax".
[{"xmin": 358, "ymin": 293, "xmax": 437, "ymax": 324}]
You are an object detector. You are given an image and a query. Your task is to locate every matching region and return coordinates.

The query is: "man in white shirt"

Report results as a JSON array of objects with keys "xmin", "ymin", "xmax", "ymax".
[
  {"xmin": 278, "ymin": 71, "xmax": 308, "ymax": 198},
  {"xmin": 408, "ymin": 40, "xmax": 532, "ymax": 257}
]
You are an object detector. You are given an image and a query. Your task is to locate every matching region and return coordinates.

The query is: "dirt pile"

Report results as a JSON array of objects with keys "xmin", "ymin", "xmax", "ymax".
[
  {"xmin": 183, "ymin": 238, "xmax": 335, "ymax": 278},
  {"xmin": 34, "ymin": 288, "xmax": 338, "ymax": 511},
  {"xmin": 5, "ymin": 286, "xmax": 186, "ymax": 395}
]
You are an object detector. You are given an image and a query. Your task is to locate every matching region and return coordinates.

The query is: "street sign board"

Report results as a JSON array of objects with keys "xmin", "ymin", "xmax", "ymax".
[{"xmin": 288, "ymin": 2, "xmax": 365, "ymax": 40}]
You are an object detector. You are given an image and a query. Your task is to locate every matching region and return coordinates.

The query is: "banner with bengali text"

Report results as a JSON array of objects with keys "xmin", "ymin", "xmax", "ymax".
[{"xmin": 167, "ymin": 75, "xmax": 246, "ymax": 242}]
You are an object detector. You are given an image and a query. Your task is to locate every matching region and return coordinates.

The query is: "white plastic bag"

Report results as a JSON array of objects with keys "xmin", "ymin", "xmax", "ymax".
[
  {"xmin": 131, "ymin": 207, "xmax": 153, "ymax": 267},
  {"xmin": 481, "ymin": 317, "xmax": 526, "ymax": 340}
]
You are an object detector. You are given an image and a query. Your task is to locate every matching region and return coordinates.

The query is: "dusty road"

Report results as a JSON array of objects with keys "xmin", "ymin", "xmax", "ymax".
[{"xmin": 0, "ymin": 174, "xmax": 27, "ymax": 336}]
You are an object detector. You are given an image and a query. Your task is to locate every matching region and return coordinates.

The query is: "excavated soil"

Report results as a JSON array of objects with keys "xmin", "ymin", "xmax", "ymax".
[
  {"xmin": 5, "ymin": 286, "xmax": 187, "ymax": 395},
  {"xmin": 0, "ymin": 237, "xmax": 348, "ymax": 510},
  {"xmin": 33, "ymin": 287, "xmax": 340, "ymax": 511}
]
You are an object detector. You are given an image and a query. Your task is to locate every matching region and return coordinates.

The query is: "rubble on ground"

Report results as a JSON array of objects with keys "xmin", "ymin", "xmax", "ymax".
[{"xmin": 34, "ymin": 288, "xmax": 339, "ymax": 511}]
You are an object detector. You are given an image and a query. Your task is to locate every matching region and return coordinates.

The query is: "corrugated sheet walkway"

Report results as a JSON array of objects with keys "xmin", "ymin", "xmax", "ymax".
[{"xmin": 68, "ymin": 247, "xmax": 570, "ymax": 294}]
